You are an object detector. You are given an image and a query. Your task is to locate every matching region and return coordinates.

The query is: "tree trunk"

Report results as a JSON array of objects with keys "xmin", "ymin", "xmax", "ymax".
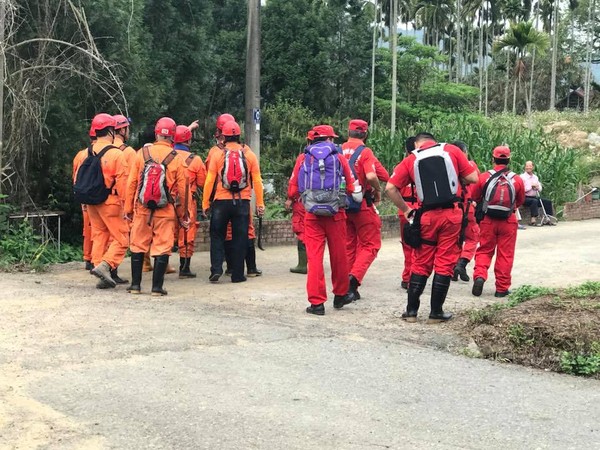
[
  {"xmin": 391, "ymin": 0, "xmax": 398, "ymax": 135},
  {"xmin": 478, "ymin": 10, "xmax": 483, "ymax": 113},
  {"xmin": 456, "ymin": 0, "xmax": 462, "ymax": 82},
  {"xmin": 0, "ymin": 0, "xmax": 5, "ymax": 194},
  {"xmin": 529, "ymin": 4, "xmax": 540, "ymax": 116},
  {"xmin": 549, "ymin": 0, "xmax": 559, "ymax": 111},
  {"xmin": 369, "ymin": 0, "xmax": 378, "ymax": 128},
  {"xmin": 512, "ymin": 65, "xmax": 518, "ymax": 114},
  {"xmin": 245, "ymin": 0, "xmax": 261, "ymax": 160},
  {"xmin": 584, "ymin": 0, "xmax": 594, "ymax": 113},
  {"xmin": 504, "ymin": 51, "xmax": 510, "ymax": 113}
]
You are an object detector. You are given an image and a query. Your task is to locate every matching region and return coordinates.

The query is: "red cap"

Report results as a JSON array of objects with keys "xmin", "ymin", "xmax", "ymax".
[
  {"xmin": 113, "ymin": 114, "xmax": 130, "ymax": 130},
  {"xmin": 216, "ymin": 113, "xmax": 235, "ymax": 131},
  {"xmin": 348, "ymin": 119, "xmax": 368, "ymax": 132},
  {"xmin": 174, "ymin": 125, "xmax": 192, "ymax": 144},
  {"xmin": 312, "ymin": 125, "xmax": 338, "ymax": 138},
  {"xmin": 493, "ymin": 145, "xmax": 511, "ymax": 158},
  {"xmin": 91, "ymin": 113, "xmax": 116, "ymax": 132},
  {"xmin": 155, "ymin": 117, "xmax": 177, "ymax": 137},
  {"xmin": 221, "ymin": 121, "xmax": 241, "ymax": 137},
  {"xmin": 306, "ymin": 129, "xmax": 317, "ymax": 141}
]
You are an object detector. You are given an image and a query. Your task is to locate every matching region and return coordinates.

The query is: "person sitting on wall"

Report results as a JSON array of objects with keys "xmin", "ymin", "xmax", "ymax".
[{"xmin": 521, "ymin": 161, "xmax": 554, "ymax": 226}]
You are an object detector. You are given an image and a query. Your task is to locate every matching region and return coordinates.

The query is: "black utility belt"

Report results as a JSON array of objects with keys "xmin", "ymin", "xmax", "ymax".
[
  {"xmin": 402, "ymin": 196, "xmax": 417, "ymax": 203},
  {"xmin": 421, "ymin": 202, "xmax": 457, "ymax": 212}
]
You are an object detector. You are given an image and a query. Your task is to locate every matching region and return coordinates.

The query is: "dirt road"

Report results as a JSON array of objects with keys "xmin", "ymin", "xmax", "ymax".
[{"xmin": 1, "ymin": 219, "xmax": 599, "ymax": 449}]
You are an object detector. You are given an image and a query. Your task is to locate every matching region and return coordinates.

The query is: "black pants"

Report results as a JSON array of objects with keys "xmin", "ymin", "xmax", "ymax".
[
  {"xmin": 210, "ymin": 200, "xmax": 249, "ymax": 282},
  {"xmin": 524, "ymin": 196, "xmax": 553, "ymax": 217}
]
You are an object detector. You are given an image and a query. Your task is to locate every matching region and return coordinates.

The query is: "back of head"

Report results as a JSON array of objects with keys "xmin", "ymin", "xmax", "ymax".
[
  {"xmin": 312, "ymin": 124, "xmax": 338, "ymax": 142},
  {"xmin": 414, "ymin": 132, "xmax": 435, "ymax": 148},
  {"xmin": 221, "ymin": 120, "xmax": 241, "ymax": 143},
  {"xmin": 452, "ymin": 140, "xmax": 468, "ymax": 155},
  {"xmin": 216, "ymin": 113, "xmax": 235, "ymax": 136},
  {"xmin": 91, "ymin": 113, "xmax": 116, "ymax": 138},
  {"xmin": 405, "ymin": 136, "xmax": 416, "ymax": 156},
  {"xmin": 155, "ymin": 117, "xmax": 177, "ymax": 142},
  {"xmin": 492, "ymin": 145, "xmax": 511, "ymax": 166},
  {"xmin": 348, "ymin": 119, "xmax": 368, "ymax": 140}
]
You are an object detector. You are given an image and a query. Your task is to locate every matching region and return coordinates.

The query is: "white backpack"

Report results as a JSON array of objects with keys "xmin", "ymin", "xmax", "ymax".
[{"xmin": 413, "ymin": 144, "xmax": 459, "ymax": 208}]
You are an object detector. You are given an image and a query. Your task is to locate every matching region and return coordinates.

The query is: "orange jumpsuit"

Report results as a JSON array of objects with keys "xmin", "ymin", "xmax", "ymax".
[
  {"xmin": 72, "ymin": 147, "xmax": 93, "ymax": 262},
  {"xmin": 84, "ymin": 137, "xmax": 130, "ymax": 269},
  {"xmin": 174, "ymin": 145, "xmax": 207, "ymax": 257},
  {"xmin": 126, "ymin": 141, "xmax": 188, "ymax": 256}
]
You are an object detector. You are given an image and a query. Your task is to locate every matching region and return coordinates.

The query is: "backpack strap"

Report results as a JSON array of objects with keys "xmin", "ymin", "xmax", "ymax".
[
  {"xmin": 482, "ymin": 167, "xmax": 509, "ymax": 196},
  {"xmin": 162, "ymin": 150, "xmax": 178, "ymax": 166},
  {"xmin": 348, "ymin": 145, "xmax": 366, "ymax": 180},
  {"xmin": 95, "ymin": 145, "xmax": 117, "ymax": 159},
  {"xmin": 185, "ymin": 154, "xmax": 196, "ymax": 166},
  {"xmin": 118, "ymin": 143, "xmax": 127, "ymax": 151},
  {"xmin": 142, "ymin": 145, "xmax": 152, "ymax": 163}
]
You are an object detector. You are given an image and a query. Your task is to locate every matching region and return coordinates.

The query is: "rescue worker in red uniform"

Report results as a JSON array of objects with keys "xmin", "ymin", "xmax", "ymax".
[
  {"xmin": 288, "ymin": 125, "xmax": 358, "ymax": 315},
  {"xmin": 451, "ymin": 140, "xmax": 481, "ymax": 282},
  {"xmin": 471, "ymin": 146, "xmax": 525, "ymax": 297},
  {"xmin": 73, "ymin": 124, "xmax": 97, "ymax": 271},
  {"xmin": 386, "ymin": 133, "xmax": 478, "ymax": 323},
  {"xmin": 285, "ymin": 129, "xmax": 316, "ymax": 275},
  {"xmin": 342, "ymin": 119, "xmax": 389, "ymax": 300},
  {"xmin": 173, "ymin": 125, "xmax": 207, "ymax": 278},
  {"xmin": 397, "ymin": 136, "xmax": 418, "ymax": 290}
]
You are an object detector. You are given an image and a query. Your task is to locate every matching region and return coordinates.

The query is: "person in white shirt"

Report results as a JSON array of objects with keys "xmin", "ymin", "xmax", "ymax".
[{"xmin": 521, "ymin": 161, "xmax": 554, "ymax": 225}]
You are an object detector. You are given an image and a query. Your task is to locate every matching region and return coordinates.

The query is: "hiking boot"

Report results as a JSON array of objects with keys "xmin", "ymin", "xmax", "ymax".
[
  {"xmin": 401, "ymin": 281, "xmax": 409, "ymax": 290},
  {"xmin": 402, "ymin": 274, "xmax": 427, "ymax": 322},
  {"xmin": 85, "ymin": 260, "xmax": 93, "ymax": 271},
  {"xmin": 306, "ymin": 303, "xmax": 325, "ymax": 316},
  {"xmin": 127, "ymin": 252, "xmax": 144, "ymax": 294},
  {"xmin": 209, "ymin": 272, "xmax": 221, "ymax": 283},
  {"xmin": 494, "ymin": 290, "xmax": 511, "ymax": 298},
  {"xmin": 427, "ymin": 273, "xmax": 453, "ymax": 324},
  {"xmin": 91, "ymin": 261, "xmax": 116, "ymax": 288},
  {"xmin": 333, "ymin": 292, "xmax": 355, "ymax": 309},
  {"xmin": 142, "ymin": 253, "xmax": 153, "ymax": 272},
  {"xmin": 151, "ymin": 255, "xmax": 169, "ymax": 296},
  {"xmin": 247, "ymin": 268, "xmax": 262, "ymax": 277},
  {"xmin": 290, "ymin": 240, "xmax": 308, "ymax": 274},
  {"xmin": 472, "ymin": 277, "xmax": 485, "ymax": 297},
  {"xmin": 110, "ymin": 268, "xmax": 129, "ymax": 285},
  {"xmin": 232, "ymin": 276, "xmax": 247, "ymax": 283},
  {"xmin": 179, "ymin": 257, "xmax": 197, "ymax": 279},
  {"xmin": 349, "ymin": 274, "xmax": 361, "ymax": 300},
  {"xmin": 245, "ymin": 240, "xmax": 261, "ymax": 277},
  {"xmin": 452, "ymin": 257, "xmax": 470, "ymax": 282},
  {"xmin": 96, "ymin": 279, "xmax": 115, "ymax": 289}
]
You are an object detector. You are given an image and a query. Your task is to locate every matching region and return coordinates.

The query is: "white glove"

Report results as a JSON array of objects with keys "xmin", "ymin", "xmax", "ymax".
[{"xmin": 351, "ymin": 180, "xmax": 363, "ymax": 204}]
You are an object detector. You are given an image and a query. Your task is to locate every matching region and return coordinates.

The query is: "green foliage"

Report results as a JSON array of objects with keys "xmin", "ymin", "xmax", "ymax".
[
  {"xmin": 565, "ymin": 281, "xmax": 600, "ymax": 298},
  {"xmin": 467, "ymin": 305, "xmax": 502, "ymax": 325},
  {"xmin": 507, "ymin": 324, "xmax": 536, "ymax": 347},
  {"xmin": 0, "ymin": 220, "xmax": 82, "ymax": 270},
  {"xmin": 507, "ymin": 285, "xmax": 555, "ymax": 307},
  {"xmin": 560, "ymin": 345, "xmax": 600, "ymax": 376}
]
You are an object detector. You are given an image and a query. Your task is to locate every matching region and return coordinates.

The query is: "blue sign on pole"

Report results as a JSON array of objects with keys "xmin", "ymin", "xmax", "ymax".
[{"xmin": 253, "ymin": 108, "xmax": 261, "ymax": 124}]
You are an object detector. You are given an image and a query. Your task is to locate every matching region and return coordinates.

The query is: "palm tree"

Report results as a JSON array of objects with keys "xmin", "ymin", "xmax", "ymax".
[
  {"xmin": 415, "ymin": 0, "xmax": 454, "ymax": 48},
  {"xmin": 549, "ymin": 0, "xmax": 560, "ymax": 110},
  {"xmin": 494, "ymin": 21, "xmax": 550, "ymax": 114}
]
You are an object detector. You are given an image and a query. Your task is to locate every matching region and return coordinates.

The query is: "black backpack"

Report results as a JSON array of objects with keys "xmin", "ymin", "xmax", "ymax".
[{"xmin": 73, "ymin": 145, "xmax": 117, "ymax": 205}]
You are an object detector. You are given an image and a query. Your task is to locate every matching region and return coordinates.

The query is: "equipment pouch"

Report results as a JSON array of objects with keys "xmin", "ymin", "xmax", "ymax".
[{"xmin": 402, "ymin": 209, "xmax": 423, "ymax": 249}]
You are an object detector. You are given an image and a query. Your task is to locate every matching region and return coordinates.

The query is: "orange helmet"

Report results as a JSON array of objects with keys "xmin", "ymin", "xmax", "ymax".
[
  {"xmin": 221, "ymin": 121, "xmax": 241, "ymax": 137},
  {"xmin": 91, "ymin": 113, "xmax": 116, "ymax": 132},
  {"xmin": 113, "ymin": 114, "xmax": 130, "ymax": 130},
  {"xmin": 174, "ymin": 125, "xmax": 192, "ymax": 144},
  {"xmin": 216, "ymin": 113, "xmax": 235, "ymax": 131},
  {"xmin": 154, "ymin": 117, "xmax": 177, "ymax": 137}
]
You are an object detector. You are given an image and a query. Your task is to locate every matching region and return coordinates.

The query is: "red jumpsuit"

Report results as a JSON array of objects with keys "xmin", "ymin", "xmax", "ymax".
[
  {"xmin": 471, "ymin": 165, "xmax": 525, "ymax": 292},
  {"xmin": 398, "ymin": 184, "xmax": 419, "ymax": 283},
  {"xmin": 389, "ymin": 141, "xmax": 476, "ymax": 277},
  {"xmin": 289, "ymin": 152, "xmax": 356, "ymax": 305},
  {"xmin": 341, "ymin": 138, "xmax": 389, "ymax": 284},
  {"xmin": 460, "ymin": 160, "xmax": 481, "ymax": 261}
]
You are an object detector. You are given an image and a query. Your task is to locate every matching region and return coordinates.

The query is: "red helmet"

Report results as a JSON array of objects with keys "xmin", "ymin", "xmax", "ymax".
[
  {"xmin": 312, "ymin": 124, "xmax": 338, "ymax": 138},
  {"xmin": 221, "ymin": 121, "xmax": 241, "ymax": 137},
  {"xmin": 113, "ymin": 114, "xmax": 130, "ymax": 130},
  {"xmin": 174, "ymin": 125, "xmax": 192, "ymax": 144},
  {"xmin": 88, "ymin": 124, "xmax": 96, "ymax": 138},
  {"xmin": 216, "ymin": 113, "xmax": 235, "ymax": 131},
  {"xmin": 91, "ymin": 113, "xmax": 116, "ymax": 132},
  {"xmin": 154, "ymin": 117, "xmax": 177, "ymax": 137}
]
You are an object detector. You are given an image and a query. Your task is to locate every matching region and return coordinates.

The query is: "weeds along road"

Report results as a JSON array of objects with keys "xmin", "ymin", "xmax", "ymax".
[{"xmin": 1, "ymin": 219, "xmax": 599, "ymax": 449}]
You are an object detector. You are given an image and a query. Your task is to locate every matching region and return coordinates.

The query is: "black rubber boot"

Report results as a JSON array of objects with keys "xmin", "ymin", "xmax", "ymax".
[
  {"xmin": 246, "ymin": 239, "xmax": 262, "ymax": 277},
  {"xmin": 85, "ymin": 260, "xmax": 93, "ymax": 271},
  {"xmin": 151, "ymin": 255, "xmax": 169, "ymax": 296},
  {"xmin": 452, "ymin": 257, "xmax": 470, "ymax": 282},
  {"xmin": 127, "ymin": 252, "xmax": 144, "ymax": 294},
  {"xmin": 349, "ymin": 274, "xmax": 361, "ymax": 300},
  {"xmin": 290, "ymin": 241, "xmax": 308, "ymax": 274},
  {"xmin": 306, "ymin": 303, "xmax": 325, "ymax": 315},
  {"xmin": 428, "ymin": 273, "xmax": 453, "ymax": 324},
  {"xmin": 179, "ymin": 257, "xmax": 185, "ymax": 271},
  {"xmin": 110, "ymin": 268, "xmax": 129, "ymax": 285},
  {"xmin": 179, "ymin": 257, "xmax": 197, "ymax": 279},
  {"xmin": 472, "ymin": 277, "xmax": 485, "ymax": 297},
  {"xmin": 402, "ymin": 274, "xmax": 427, "ymax": 322},
  {"xmin": 333, "ymin": 292, "xmax": 355, "ymax": 309}
]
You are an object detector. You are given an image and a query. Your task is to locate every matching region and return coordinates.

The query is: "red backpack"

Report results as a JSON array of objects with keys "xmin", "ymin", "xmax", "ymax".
[
  {"xmin": 221, "ymin": 146, "xmax": 248, "ymax": 193},
  {"xmin": 482, "ymin": 168, "xmax": 517, "ymax": 219},
  {"xmin": 138, "ymin": 146, "xmax": 177, "ymax": 210}
]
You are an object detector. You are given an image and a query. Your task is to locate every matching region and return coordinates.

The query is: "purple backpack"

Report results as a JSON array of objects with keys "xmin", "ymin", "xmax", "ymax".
[{"xmin": 298, "ymin": 141, "xmax": 344, "ymax": 216}]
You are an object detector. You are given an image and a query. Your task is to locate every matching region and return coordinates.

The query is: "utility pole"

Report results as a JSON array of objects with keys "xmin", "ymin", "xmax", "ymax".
[
  {"xmin": 245, "ymin": 0, "xmax": 261, "ymax": 160},
  {"xmin": 584, "ymin": 0, "xmax": 594, "ymax": 114},
  {"xmin": 369, "ymin": 0, "xmax": 378, "ymax": 129},
  {"xmin": 390, "ymin": 0, "xmax": 398, "ymax": 137},
  {"xmin": 549, "ymin": 0, "xmax": 559, "ymax": 111},
  {"xmin": 0, "ymin": 0, "xmax": 5, "ymax": 195}
]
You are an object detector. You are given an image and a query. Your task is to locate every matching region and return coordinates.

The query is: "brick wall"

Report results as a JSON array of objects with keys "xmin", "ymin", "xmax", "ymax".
[
  {"xmin": 194, "ymin": 214, "xmax": 402, "ymax": 251},
  {"xmin": 563, "ymin": 195, "xmax": 600, "ymax": 221}
]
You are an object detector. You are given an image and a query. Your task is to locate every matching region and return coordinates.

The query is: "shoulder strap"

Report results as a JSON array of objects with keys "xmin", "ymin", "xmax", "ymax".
[
  {"xmin": 185, "ymin": 154, "xmax": 196, "ymax": 166},
  {"xmin": 119, "ymin": 143, "xmax": 127, "ymax": 151},
  {"xmin": 162, "ymin": 150, "xmax": 178, "ymax": 166},
  {"xmin": 142, "ymin": 146, "xmax": 152, "ymax": 163},
  {"xmin": 87, "ymin": 144, "xmax": 94, "ymax": 157},
  {"xmin": 348, "ymin": 145, "xmax": 366, "ymax": 178},
  {"xmin": 482, "ymin": 167, "xmax": 509, "ymax": 193},
  {"xmin": 96, "ymin": 145, "xmax": 117, "ymax": 159}
]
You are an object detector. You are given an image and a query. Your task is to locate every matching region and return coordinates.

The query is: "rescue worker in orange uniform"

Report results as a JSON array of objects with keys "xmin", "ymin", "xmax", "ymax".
[
  {"xmin": 113, "ymin": 115, "xmax": 137, "ymax": 170},
  {"xmin": 83, "ymin": 113, "xmax": 130, "ymax": 289},
  {"xmin": 173, "ymin": 124, "xmax": 206, "ymax": 278},
  {"xmin": 342, "ymin": 119, "xmax": 390, "ymax": 300},
  {"xmin": 72, "ymin": 124, "xmax": 97, "ymax": 271},
  {"xmin": 471, "ymin": 146, "xmax": 525, "ymax": 297},
  {"xmin": 288, "ymin": 125, "xmax": 358, "ymax": 315},
  {"xmin": 205, "ymin": 113, "xmax": 235, "ymax": 168},
  {"xmin": 386, "ymin": 133, "xmax": 478, "ymax": 323},
  {"xmin": 202, "ymin": 120, "xmax": 265, "ymax": 283},
  {"xmin": 397, "ymin": 136, "xmax": 418, "ymax": 290},
  {"xmin": 451, "ymin": 140, "xmax": 481, "ymax": 283},
  {"xmin": 284, "ymin": 130, "xmax": 316, "ymax": 275},
  {"xmin": 125, "ymin": 117, "xmax": 189, "ymax": 296}
]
